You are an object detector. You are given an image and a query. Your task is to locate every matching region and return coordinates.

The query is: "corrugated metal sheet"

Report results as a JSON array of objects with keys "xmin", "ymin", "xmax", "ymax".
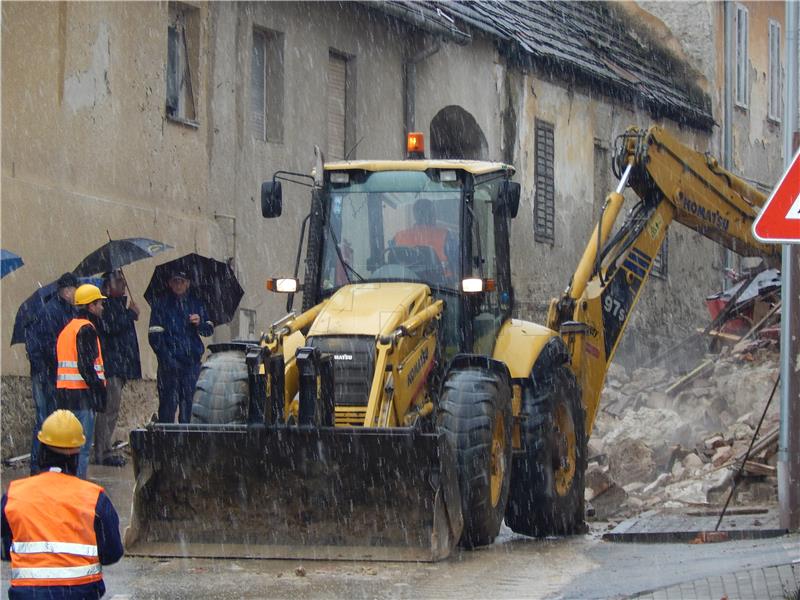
[{"xmin": 376, "ymin": 1, "xmax": 714, "ymax": 131}]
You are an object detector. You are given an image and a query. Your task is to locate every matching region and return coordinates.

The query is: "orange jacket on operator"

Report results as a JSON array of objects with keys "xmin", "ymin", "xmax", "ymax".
[{"xmin": 394, "ymin": 226, "xmax": 449, "ymax": 263}]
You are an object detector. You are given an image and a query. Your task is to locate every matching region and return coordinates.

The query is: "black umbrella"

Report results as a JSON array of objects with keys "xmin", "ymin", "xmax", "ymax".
[
  {"xmin": 144, "ymin": 253, "xmax": 244, "ymax": 326},
  {"xmin": 73, "ymin": 237, "xmax": 173, "ymax": 277},
  {"xmin": 11, "ymin": 276, "xmax": 102, "ymax": 345}
]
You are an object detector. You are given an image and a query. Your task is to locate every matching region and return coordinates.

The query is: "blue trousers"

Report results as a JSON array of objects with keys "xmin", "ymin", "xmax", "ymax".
[
  {"xmin": 157, "ymin": 362, "xmax": 201, "ymax": 424},
  {"xmin": 71, "ymin": 407, "xmax": 95, "ymax": 479},
  {"xmin": 29, "ymin": 370, "xmax": 56, "ymax": 475}
]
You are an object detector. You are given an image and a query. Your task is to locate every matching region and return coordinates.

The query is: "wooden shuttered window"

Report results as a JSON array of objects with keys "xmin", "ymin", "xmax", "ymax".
[
  {"xmin": 534, "ymin": 119, "xmax": 555, "ymax": 244},
  {"xmin": 327, "ymin": 52, "xmax": 347, "ymax": 161},
  {"xmin": 251, "ymin": 30, "xmax": 267, "ymax": 140},
  {"xmin": 250, "ymin": 28, "xmax": 284, "ymax": 142},
  {"xmin": 768, "ymin": 20, "xmax": 781, "ymax": 122}
]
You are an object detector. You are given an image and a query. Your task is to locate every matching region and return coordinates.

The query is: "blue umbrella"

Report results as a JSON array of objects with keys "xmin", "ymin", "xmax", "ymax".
[
  {"xmin": 1, "ymin": 249, "xmax": 24, "ymax": 278},
  {"xmin": 73, "ymin": 237, "xmax": 173, "ymax": 277},
  {"xmin": 11, "ymin": 276, "xmax": 102, "ymax": 346}
]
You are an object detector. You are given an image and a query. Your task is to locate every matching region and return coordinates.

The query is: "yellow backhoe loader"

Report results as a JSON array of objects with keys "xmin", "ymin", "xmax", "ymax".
[{"xmin": 125, "ymin": 126, "xmax": 778, "ymax": 561}]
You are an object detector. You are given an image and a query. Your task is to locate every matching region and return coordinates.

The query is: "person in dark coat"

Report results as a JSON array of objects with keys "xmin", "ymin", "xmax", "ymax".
[
  {"xmin": 23, "ymin": 272, "xmax": 78, "ymax": 475},
  {"xmin": 93, "ymin": 270, "xmax": 141, "ymax": 467},
  {"xmin": 2, "ymin": 410, "xmax": 123, "ymax": 600},
  {"xmin": 55, "ymin": 284, "xmax": 108, "ymax": 479},
  {"xmin": 148, "ymin": 269, "xmax": 213, "ymax": 423}
]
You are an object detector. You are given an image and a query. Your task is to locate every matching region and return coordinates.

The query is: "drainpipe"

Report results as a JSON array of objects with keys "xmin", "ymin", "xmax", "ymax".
[
  {"xmin": 375, "ymin": 2, "xmax": 471, "ymax": 151},
  {"xmin": 778, "ymin": 0, "xmax": 799, "ymax": 533},
  {"xmin": 405, "ymin": 40, "xmax": 442, "ymax": 138},
  {"xmin": 723, "ymin": 1, "xmax": 735, "ymax": 285}
]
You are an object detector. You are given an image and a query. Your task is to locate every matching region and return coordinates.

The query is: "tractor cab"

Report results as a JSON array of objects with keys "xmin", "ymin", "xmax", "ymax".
[{"xmin": 262, "ymin": 134, "xmax": 520, "ymax": 359}]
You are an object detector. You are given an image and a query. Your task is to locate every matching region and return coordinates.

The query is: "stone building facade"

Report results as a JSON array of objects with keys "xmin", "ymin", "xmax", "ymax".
[{"xmin": 1, "ymin": 1, "xmax": 794, "ymax": 456}]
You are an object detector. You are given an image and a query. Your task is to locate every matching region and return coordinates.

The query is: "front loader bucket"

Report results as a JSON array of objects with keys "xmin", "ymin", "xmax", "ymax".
[{"xmin": 124, "ymin": 424, "xmax": 463, "ymax": 562}]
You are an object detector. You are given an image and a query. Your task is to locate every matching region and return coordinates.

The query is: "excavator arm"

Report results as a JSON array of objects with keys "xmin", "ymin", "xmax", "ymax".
[{"xmin": 547, "ymin": 125, "xmax": 780, "ymax": 435}]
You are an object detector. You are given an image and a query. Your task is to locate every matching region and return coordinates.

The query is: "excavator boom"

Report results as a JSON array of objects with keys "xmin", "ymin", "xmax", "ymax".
[{"xmin": 549, "ymin": 125, "xmax": 779, "ymax": 435}]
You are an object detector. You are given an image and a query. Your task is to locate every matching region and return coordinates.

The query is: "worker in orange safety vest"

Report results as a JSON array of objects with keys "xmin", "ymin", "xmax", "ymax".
[
  {"xmin": 55, "ymin": 284, "xmax": 108, "ymax": 479},
  {"xmin": 1, "ymin": 410, "xmax": 123, "ymax": 599}
]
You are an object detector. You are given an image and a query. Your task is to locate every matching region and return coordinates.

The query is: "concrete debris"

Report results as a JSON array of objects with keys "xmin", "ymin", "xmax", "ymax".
[
  {"xmin": 591, "ymin": 345, "xmax": 779, "ymax": 521},
  {"xmin": 607, "ymin": 437, "xmax": 656, "ymax": 486}
]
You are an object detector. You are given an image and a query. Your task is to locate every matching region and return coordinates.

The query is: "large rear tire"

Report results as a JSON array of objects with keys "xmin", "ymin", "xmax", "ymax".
[
  {"xmin": 505, "ymin": 364, "xmax": 587, "ymax": 537},
  {"xmin": 438, "ymin": 368, "xmax": 512, "ymax": 548},
  {"xmin": 191, "ymin": 350, "xmax": 249, "ymax": 424}
]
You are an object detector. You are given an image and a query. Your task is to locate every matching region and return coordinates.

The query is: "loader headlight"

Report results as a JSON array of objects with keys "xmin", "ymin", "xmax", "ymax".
[
  {"xmin": 461, "ymin": 277, "xmax": 484, "ymax": 293},
  {"xmin": 267, "ymin": 278, "xmax": 299, "ymax": 293}
]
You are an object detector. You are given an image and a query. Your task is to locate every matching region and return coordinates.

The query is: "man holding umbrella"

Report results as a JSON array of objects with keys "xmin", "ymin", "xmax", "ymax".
[
  {"xmin": 24, "ymin": 272, "xmax": 78, "ymax": 476},
  {"xmin": 94, "ymin": 270, "xmax": 141, "ymax": 467},
  {"xmin": 148, "ymin": 269, "xmax": 214, "ymax": 423}
]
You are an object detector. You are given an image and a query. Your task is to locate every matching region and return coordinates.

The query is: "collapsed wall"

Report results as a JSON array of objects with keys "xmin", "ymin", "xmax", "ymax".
[{"xmin": 587, "ymin": 344, "xmax": 780, "ymax": 521}]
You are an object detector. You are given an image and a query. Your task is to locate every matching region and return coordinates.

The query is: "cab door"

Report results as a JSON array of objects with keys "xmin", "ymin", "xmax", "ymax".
[{"xmin": 469, "ymin": 176, "xmax": 513, "ymax": 356}]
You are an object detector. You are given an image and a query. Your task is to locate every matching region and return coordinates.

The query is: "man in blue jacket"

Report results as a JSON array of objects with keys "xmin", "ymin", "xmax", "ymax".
[
  {"xmin": 148, "ymin": 269, "xmax": 213, "ymax": 423},
  {"xmin": 94, "ymin": 270, "xmax": 141, "ymax": 467},
  {"xmin": 24, "ymin": 272, "xmax": 78, "ymax": 476}
]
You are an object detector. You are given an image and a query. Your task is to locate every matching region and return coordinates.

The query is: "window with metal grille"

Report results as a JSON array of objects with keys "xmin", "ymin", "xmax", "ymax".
[
  {"xmin": 735, "ymin": 4, "xmax": 749, "ymax": 109},
  {"xmin": 251, "ymin": 27, "xmax": 284, "ymax": 142},
  {"xmin": 651, "ymin": 235, "xmax": 668, "ymax": 279},
  {"xmin": 166, "ymin": 2, "xmax": 199, "ymax": 125},
  {"xmin": 768, "ymin": 20, "xmax": 781, "ymax": 122},
  {"xmin": 534, "ymin": 119, "xmax": 555, "ymax": 244}
]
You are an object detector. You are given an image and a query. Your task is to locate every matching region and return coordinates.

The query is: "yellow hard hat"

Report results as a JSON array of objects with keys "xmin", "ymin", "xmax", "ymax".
[
  {"xmin": 37, "ymin": 409, "xmax": 85, "ymax": 453},
  {"xmin": 74, "ymin": 284, "xmax": 106, "ymax": 306}
]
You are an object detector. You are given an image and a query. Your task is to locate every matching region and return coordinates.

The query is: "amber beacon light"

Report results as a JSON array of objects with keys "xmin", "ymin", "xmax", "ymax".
[{"xmin": 406, "ymin": 132, "xmax": 425, "ymax": 159}]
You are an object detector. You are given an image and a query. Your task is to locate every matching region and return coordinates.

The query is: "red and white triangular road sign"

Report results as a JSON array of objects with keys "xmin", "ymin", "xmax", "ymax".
[{"xmin": 753, "ymin": 148, "xmax": 800, "ymax": 244}]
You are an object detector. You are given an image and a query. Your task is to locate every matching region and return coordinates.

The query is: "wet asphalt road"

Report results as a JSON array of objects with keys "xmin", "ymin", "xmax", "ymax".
[{"xmin": 2, "ymin": 463, "xmax": 798, "ymax": 599}]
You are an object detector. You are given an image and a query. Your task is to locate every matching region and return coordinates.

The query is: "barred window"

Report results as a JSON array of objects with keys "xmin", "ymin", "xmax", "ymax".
[
  {"xmin": 534, "ymin": 119, "xmax": 555, "ymax": 244},
  {"xmin": 651, "ymin": 235, "xmax": 668, "ymax": 279}
]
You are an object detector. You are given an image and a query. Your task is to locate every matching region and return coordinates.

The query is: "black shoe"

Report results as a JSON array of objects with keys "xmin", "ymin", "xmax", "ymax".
[{"xmin": 101, "ymin": 455, "xmax": 127, "ymax": 467}]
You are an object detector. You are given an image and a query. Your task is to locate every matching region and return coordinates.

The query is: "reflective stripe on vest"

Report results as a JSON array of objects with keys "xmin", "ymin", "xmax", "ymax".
[
  {"xmin": 56, "ymin": 319, "xmax": 105, "ymax": 390},
  {"xmin": 12, "ymin": 563, "xmax": 101, "ymax": 581},
  {"xmin": 12, "ymin": 541, "xmax": 98, "ymax": 557},
  {"xmin": 5, "ymin": 471, "xmax": 104, "ymax": 587}
]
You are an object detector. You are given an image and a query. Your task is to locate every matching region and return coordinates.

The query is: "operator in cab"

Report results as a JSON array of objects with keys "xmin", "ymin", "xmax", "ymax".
[{"xmin": 391, "ymin": 198, "xmax": 458, "ymax": 282}]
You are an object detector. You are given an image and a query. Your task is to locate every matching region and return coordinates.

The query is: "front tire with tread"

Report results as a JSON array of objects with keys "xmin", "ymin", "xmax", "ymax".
[
  {"xmin": 505, "ymin": 363, "xmax": 587, "ymax": 537},
  {"xmin": 438, "ymin": 368, "xmax": 512, "ymax": 548}
]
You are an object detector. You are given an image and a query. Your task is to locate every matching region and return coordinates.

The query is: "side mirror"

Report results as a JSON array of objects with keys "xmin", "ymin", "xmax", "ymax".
[
  {"xmin": 261, "ymin": 180, "xmax": 283, "ymax": 218},
  {"xmin": 497, "ymin": 180, "xmax": 521, "ymax": 219}
]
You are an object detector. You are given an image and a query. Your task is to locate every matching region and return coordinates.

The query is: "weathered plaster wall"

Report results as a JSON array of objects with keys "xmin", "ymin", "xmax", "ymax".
[
  {"xmin": 1, "ymin": 1, "xmax": 218, "ymax": 378},
  {"xmin": 732, "ymin": 1, "xmax": 786, "ymax": 184},
  {"xmin": 206, "ymin": 2, "xmax": 408, "ymax": 334},
  {"xmin": 510, "ymin": 71, "xmax": 722, "ymax": 365}
]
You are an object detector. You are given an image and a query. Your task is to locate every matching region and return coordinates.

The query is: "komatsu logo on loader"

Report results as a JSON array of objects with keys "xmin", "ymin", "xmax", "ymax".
[
  {"xmin": 682, "ymin": 197, "xmax": 730, "ymax": 231},
  {"xmin": 334, "ymin": 353, "xmax": 353, "ymax": 361},
  {"xmin": 406, "ymin": 348, "xmax": 429, "ymax": 388}
]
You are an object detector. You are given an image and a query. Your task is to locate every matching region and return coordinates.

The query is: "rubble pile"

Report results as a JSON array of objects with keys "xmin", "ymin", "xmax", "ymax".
[{"xmin": 586, "ymin": 346, "xmax": 780, "ymax": 522}]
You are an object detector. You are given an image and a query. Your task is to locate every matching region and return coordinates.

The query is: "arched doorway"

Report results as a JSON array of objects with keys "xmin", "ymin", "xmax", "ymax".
[{"xmin": 430, "ymin": 106, "xmax": 488, "ymax": 160}]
